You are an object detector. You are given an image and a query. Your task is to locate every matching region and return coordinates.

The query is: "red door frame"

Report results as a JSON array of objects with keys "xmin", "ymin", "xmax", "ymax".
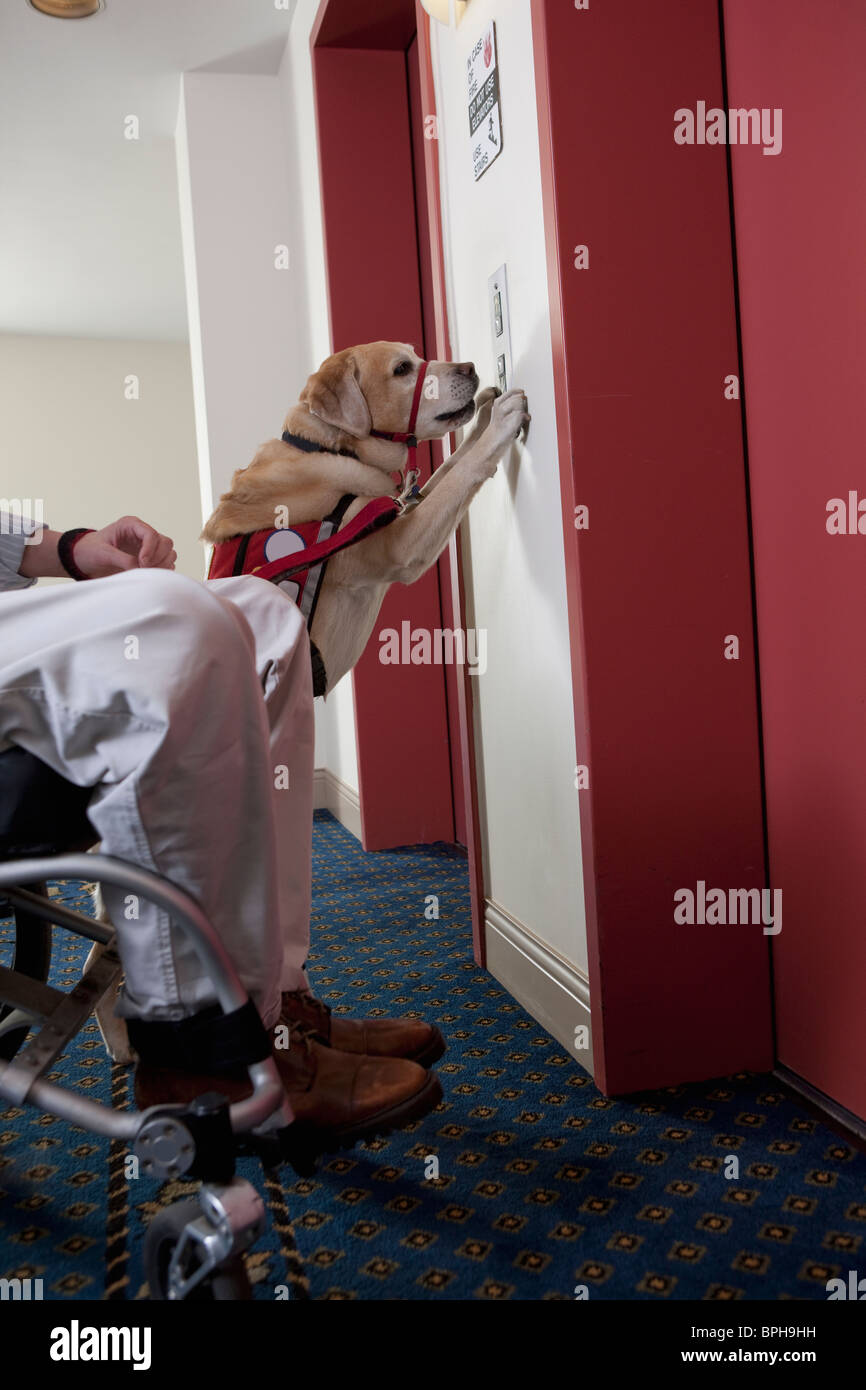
[
  {"xmin": 407, "ymin": 29, "xmax": 467, "ymax": 851},
  {"xmin": 531, "ymin": 0, "xmax": 773, "ymax": 1092},
  {"xmin": 414, "ymin": 5, "xmax": 487, "ymax": 963},
  {"xmin": 310, "ymin": 0, "xmax": 487, "ymax": 960}
]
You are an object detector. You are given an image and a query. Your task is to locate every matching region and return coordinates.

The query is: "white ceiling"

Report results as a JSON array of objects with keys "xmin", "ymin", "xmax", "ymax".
[{"xmin": 0, "ymin": 0, "xmax": 296, "ymax": 341}]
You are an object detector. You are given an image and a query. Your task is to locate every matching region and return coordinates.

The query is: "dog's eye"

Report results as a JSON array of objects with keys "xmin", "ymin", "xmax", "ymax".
[{"xmin": 393, "ymin": 361, "xmax": 413, "ymax": 377}]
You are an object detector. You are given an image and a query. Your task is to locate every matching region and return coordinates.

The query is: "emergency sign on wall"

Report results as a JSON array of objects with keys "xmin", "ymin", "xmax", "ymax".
[{"xmin": 468, "ymin": 20, "xmax": 503, "ymax": 182}]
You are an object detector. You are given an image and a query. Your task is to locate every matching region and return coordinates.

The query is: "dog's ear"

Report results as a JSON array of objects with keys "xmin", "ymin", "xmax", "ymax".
[{"xmin": 301, "ymin": 354, "xmax": 371, "ymax": 438}]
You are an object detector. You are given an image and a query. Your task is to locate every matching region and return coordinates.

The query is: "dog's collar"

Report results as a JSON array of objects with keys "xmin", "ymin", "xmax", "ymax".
[
  {"xmin": 281, "ymin": 426, "xmax": 419, "ymax": 512},
  {"xmin": 281, "ymin": 430, "xmax": 360, "ymax": 461}
]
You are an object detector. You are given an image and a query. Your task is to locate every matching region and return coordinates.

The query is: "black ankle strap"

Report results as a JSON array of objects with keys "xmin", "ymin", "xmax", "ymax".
[{"xmin": 127, "ymin": 999, "xmax": 271, "ymax": 1075}]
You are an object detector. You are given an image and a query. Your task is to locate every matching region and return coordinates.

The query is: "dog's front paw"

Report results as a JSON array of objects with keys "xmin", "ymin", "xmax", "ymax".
[
  {"xmin": 463, "ymin": 385, "xmax": 500, "ymax": 445},
  {"xmin": 482, "ymin": 388, "xmax": 530, "ymax": 464},
  {"xmin": 475, "ymin": 384, "xmax": 501, "ymax": 418},
  {"xmin": 95, "ymin": 1010, "xmax": 137, "ymax": 1065},
  {"xmin": 106, "ymin": 1037, "xmax": 138, "ymax": 1066}
]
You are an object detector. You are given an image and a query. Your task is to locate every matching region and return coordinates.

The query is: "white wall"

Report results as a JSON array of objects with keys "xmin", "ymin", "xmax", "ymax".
[
  {"xmin": 176, "ymin": 58, "xmax": 359, "ymax": 797},
  {"xmin": 177, "ymin": 73, "xmax": 300, "ymax": 513},
  {"xmin": 431, "ymin": 2, "xmax": 588, "ymax": 979},
  {"xmin": 0, "ymin": 333, "xmax": 202, "ymax": 580}
]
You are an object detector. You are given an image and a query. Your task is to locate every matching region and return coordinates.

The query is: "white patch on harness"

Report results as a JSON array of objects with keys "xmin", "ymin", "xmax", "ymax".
[{"xmin": 264, "ymin": 528, "xmax": 305, "ymax": 604}]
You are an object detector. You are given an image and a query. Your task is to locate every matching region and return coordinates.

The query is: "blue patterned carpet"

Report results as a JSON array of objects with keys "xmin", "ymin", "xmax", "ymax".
[{"xmin": 1, "ymin": 809, "xmax": 865, "ymax": 1300}]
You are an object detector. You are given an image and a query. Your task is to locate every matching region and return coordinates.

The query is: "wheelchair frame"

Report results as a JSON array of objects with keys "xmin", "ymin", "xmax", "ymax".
[{"xmin": 0, "ymin": 853, "xmax": 295, "ymax": 1300}]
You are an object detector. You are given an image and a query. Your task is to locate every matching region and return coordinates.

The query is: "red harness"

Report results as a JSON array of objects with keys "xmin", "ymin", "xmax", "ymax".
[
  {"xmin": 207, "ymin": 493, "xmax": 399, "ymax": 624},
  {"xmin": 207, "ymin": 360, "xmax": 430, "ymax": 659}
]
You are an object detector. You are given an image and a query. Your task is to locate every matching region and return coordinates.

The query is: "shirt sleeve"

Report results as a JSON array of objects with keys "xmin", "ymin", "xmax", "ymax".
[{"xmin": 0, "ymin": 513, "xmax": 43, "ymax": 591}]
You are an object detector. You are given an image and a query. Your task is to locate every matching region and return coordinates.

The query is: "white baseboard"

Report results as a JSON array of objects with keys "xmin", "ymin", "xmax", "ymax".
[
  {"xmin": 484, "ymin": 898, "xmax": 594, "ymax": 1077},
  {"xmin": 313, "ymin": 767, "xmax": 362, "ymax": 841}
]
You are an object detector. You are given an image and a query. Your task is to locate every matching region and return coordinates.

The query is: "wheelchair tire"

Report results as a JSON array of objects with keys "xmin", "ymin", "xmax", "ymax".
[
  {"xmin": 0, "ymin": 886, "xmax": 52, "ymax": 1061},
  {"xmin": 144, "ymin": 1200, "xmax": 253, "ymax": 1301}
]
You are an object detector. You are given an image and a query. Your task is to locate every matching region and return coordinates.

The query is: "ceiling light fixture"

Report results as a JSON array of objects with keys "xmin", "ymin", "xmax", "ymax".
[{"xmin": 27, "ymin": 0, "xmax": 103, "ymax": 18}]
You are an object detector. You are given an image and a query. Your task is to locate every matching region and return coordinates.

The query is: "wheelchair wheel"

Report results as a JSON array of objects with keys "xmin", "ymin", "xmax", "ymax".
[
  {"xmin": 144, "ymin": 1200, "xmax": 252, "ymax": 1301},
  {"xmin": 0, "ymin": 886, "xmax": 52, "ymax": 1061}
]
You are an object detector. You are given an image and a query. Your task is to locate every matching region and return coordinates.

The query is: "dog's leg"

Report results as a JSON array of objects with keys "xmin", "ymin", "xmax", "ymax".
[
  {"xmin": 419, "ymin": 386, "xmax": 502, "ymax": 498},
  {"xmin": 353, "ymin": 388, "xmax": 529, "ymax": 585},
  {"xmin": 88, "ymin": 885, "xmax": 136, "ymax": 1065}
]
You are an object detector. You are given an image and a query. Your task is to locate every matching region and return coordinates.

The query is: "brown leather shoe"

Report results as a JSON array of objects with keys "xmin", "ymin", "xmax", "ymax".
[
  {"xmin": 281, "ymin": 990, "xmax": 446, "ymax": 1069},
  {"xmin": 134, "ymin": 1020, "xmax": 442, "ymax": 1152}
]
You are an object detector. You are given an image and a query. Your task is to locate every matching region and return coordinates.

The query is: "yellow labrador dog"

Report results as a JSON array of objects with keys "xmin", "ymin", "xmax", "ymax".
[
  {"xmin": 202, "ymin": 341, "xmax": 529, "ymax": 693},
  {"xmin": 93, "ymin": 343, "xmax": 528, "ymax": 1062}
]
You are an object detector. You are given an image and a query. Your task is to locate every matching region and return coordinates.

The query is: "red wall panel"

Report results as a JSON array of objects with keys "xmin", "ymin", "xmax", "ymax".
[
  {"xmin": 533, "ymin": 0, "xmax": 772, "ymax": 1091},
  {"xmin": 724, "ymin": 0, "xmax": 866, "ymax": 1119},
  {"xmin": 407, "ymin": 33, "xmax": 467, "ymax": 848},
  {"xmin": 312, "ymin": 43, "xmax": 454, "ymax": 848}
]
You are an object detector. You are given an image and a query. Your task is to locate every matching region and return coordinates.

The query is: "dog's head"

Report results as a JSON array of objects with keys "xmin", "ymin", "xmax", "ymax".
[{"xmin": 298, "ymin": 342, "xmax": 479, "ymax": 443}]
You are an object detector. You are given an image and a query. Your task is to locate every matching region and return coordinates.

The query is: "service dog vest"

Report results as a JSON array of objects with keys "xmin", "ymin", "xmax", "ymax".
[
  {"xmin": 207, "ymin": 494, "xmax": 400, "ymax": 696},
  {"xmin": 207, "ymin": 389, "xmax": 428, "ymax": 696}
]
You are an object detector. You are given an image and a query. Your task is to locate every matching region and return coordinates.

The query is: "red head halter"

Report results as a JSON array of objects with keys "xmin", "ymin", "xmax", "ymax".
[{"xmin": 369, "ymin": 359, "xmax": 429, "ymax": 486}]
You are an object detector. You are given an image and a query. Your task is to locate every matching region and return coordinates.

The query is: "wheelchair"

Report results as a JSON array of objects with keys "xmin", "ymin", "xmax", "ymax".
[{"xmin": 0, "ymin": 745, "xmax": 308, "ymax": 1300}]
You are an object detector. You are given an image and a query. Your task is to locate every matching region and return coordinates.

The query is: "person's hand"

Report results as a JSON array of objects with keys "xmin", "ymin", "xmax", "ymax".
[{"xmin": 74, "ymin": 517, "xmax": 177, "ymax": 578}]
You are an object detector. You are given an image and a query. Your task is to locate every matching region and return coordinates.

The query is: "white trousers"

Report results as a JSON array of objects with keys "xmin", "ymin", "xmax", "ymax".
[{"xmin": 0, "ymin": 569, "xmax": 314, "ymax": 1029}]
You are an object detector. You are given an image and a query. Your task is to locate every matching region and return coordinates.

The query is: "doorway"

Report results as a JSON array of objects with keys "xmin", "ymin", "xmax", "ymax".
[{"xmin": 310, "ymin": 0, "xmax": 486, "ymax": 957}]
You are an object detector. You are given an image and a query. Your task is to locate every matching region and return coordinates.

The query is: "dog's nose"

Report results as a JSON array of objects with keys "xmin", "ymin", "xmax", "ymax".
[{"xmin": 453, "ymin": 361, "xmax": 476, "ymax": 377}]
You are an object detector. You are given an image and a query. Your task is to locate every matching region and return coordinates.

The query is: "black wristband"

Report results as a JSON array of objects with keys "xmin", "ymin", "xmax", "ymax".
[{"xmin": 58, "ymin": 528, "xmax": 94, "ymax": 581}]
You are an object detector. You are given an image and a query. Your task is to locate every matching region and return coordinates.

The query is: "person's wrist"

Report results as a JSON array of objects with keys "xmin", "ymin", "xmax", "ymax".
[{"xmin": 57, "ymin": 528, "xmax": 95, "ymax": 581}]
